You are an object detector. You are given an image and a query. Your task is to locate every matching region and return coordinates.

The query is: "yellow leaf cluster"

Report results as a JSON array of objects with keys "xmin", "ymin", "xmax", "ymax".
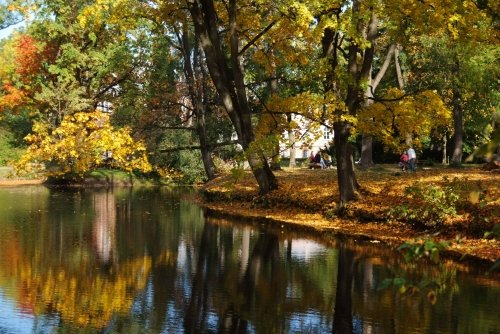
[
  {"xmin": 15, "ymin": 111, "xmax": 152, "ymax": 178},
  {"xmin": 358, "ymin": 89, "xmax": 451, "ymax": 151}
]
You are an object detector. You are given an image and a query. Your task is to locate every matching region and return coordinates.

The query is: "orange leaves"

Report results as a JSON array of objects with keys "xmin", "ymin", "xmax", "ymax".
[
  {"xmin": 14, "ymin": 35, "xmax": 43, "ymax": 82},
  {"xmin": 0, "ymin": 84, "xmax": 26, "ymax": 111}
]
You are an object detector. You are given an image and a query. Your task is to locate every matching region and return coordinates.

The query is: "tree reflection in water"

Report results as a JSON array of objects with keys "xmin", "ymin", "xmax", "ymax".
[
  {"xmin": 0, "ymin": 187, "xmax": 499, "ymax": 333},
  {"xmin": 92, "ymin": 191, "xmax": 116, "ymax": 265},
  {"xmin": 332, "ymin": 241, "xmax": 355, "ymax": 334}
]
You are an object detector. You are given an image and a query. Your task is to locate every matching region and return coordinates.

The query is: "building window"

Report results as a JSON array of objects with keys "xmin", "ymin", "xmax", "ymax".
[
  {"xmin": 97, "ymin": 101, "xmax": 112, "ymax": 113},
  {"xmin": 323, "ymin": 129, "xmax": 331, "ymax": 140}
]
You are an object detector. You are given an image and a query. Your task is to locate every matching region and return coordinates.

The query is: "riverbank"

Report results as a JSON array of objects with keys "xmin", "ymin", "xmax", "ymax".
[
  {"xmin": 0, "ymin": 167, "xmax": 164, "ymax": 187},
  {"xmin": 200, "ymin": 165, "xmax": 500, "ymax": 265},
  {"xmin": 0, "ymin": 166, "xmax": 43, "ymax": 186}
]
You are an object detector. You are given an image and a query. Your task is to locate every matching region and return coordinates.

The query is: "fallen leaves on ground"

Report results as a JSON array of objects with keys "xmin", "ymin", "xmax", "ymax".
[{"xmin": 201, "ymin": 165, "xmax": 500, "ymax": 262}]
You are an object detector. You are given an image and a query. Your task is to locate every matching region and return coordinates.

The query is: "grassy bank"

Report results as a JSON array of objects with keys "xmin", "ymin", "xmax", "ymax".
[
  {"xmin": 201, "ymin": 164, "xmax": 500, "ymax": 264},
  {"xmin": 0, "ymin": 168, "xmax": 169, "ymax": 187}
]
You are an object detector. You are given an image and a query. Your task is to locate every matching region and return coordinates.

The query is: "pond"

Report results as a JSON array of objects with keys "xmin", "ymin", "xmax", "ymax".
[{"xmin": 0, "ymin": 186, "xmax": 498, "ymax": 333}]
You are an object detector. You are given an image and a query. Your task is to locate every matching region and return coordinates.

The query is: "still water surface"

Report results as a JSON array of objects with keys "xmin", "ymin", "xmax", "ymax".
[{"xmin": 0, "ymin": 186, "xmax": 498, "ymax": 333}]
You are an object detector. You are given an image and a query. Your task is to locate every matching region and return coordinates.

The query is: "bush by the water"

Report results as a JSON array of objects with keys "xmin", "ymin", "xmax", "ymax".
[{"xmin": 390, "ymin": 176, "xmax": 489, "ymax": 229}]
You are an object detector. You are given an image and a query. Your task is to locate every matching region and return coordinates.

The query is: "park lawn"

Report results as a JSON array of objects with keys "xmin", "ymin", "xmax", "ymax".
[{"xmin": 201, "ymin": 164, "xmax": 500, "ymax": 263}]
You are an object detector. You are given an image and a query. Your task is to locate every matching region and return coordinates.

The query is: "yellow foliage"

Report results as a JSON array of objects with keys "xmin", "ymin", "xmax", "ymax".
[
  {"xmin": 358, "ymin": 89, "xmax": 451, "ymax": 151},
  {"xmin": 15, "ymin": 111, "xmax": 152, "ymax": 178}
]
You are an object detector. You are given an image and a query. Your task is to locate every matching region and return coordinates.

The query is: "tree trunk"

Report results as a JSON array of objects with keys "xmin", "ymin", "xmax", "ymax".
[
  {"xmin": 334, "ymin": 121, "xmax": 358, "ymax": 207},
  {"xmin": 269, "ymin": 55, "xmax": 281, "ymax": 171},
  {"xmin": 359, "ymin": 76, "xmax": 374, "ymax": 168},
  {"xmin": 359, "ymin": 135, "xmax": 374, "ymax": 168},
  {"xmin": 395, "ymin": 44, "xmax": 405, "ymax": 90},
  {"xmin": 442, "ymin": 134, "xmax": 447, "ymax": 165},
  {"xmin": 197, "ymin": 115, "xmax": 216, "ymax": 179},
  {"xmin": 187, "ymin": 0, "xmax": 277, "ymax": 194},
  {"xmin": 451, "ymin": 87, "xmax": 463, "ymax": 165},
  {"xmin": 244, "ymin": 145, "xmax": 278, "ymax": 195},
  {"xmin": 359, "ymin": 44, "xmax": 395, "ymax": 168},
  {"xmin": 288, "ymin": 115, "xmax": 296, "ymax": 168},
  {"xmin": 333, "ymin": 2, "xmax": 375, "ymax": 207},
  {"xmin": 180, "ymin": 25, "xmax": 216, "ymax": 180}
]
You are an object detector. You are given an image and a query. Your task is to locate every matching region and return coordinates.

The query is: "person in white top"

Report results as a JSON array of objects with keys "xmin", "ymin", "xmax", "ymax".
[{"xmin": 407, "ymin": 146, "xmax": 417, "ymax": 172}]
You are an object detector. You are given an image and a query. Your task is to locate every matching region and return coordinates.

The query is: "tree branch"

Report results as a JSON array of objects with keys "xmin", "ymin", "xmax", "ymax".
[
  {"xmin": 238, "ymin": 20, "xmax": 276, "ymax": 56},
  {"xmin": 372, "ymin": 43, "xmax": 396, "ymax": 91}
]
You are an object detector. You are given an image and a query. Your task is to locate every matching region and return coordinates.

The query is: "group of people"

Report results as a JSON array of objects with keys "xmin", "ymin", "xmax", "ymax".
[
  {"xmin": 307, "ymin": 147, "xmax": 417, "ymax": 171},
  {"xmin": 399, "ymin": 146, "xmax": 417, "ymax": 172},
  {"xmin": 309, "ymin": 151, "xmax": 332, "ymax": 169}
]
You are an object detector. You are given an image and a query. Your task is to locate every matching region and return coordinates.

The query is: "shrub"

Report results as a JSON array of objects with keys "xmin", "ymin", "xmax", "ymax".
[{"xmin": 390, "ymin": 178, "xmax": 460, "ymax": 228}]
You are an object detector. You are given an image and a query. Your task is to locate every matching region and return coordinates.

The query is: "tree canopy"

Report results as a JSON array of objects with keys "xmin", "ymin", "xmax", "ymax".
[{"xmin": 0, "ymin": 0, "xmax": 498, "ymax": 203}]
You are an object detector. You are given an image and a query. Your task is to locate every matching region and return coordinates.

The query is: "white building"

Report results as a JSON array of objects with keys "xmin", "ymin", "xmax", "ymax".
[{"xmin": 280, "ymin": 114, "xmax": 333, "ymax": 159}]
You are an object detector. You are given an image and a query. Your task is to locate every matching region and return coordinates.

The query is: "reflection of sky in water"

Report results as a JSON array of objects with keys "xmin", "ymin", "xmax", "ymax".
[
  {"xmin": 287, "ymin": 310, "xmax": 330, "ymax": 333},
  {"xmin": 165, "ymin": 301, "xmax": 185, "ymax": 333},
  {"xmin": 289, "ymin": 239, "xmax": 327, "ymax": 262},
  {"xmin": 0, "ymin": 291, "xmax": 34, "ymax": 333}
]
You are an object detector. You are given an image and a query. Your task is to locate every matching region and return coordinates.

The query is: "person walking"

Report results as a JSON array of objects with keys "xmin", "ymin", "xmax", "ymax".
[{"xmin": 407, "ymin": 146, "xmax": 417, "ymax": 172}]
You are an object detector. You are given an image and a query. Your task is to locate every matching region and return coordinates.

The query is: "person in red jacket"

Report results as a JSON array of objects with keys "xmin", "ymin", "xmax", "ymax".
[{"xmin": 399, "ymin": 152, "xmax": 409, "ymax": 171}]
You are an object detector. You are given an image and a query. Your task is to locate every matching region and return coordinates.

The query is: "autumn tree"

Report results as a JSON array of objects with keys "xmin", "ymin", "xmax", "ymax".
[
  {"xmin": 15, "ymin": 111, "xmax": 152, "ymax": 178},
  {"xmin": 357, "ymin": 88, "xmax": 451, "ymax": 153},
  {"xmin": 310, "ymin": 0, "xmax": 496, "ymax": 206},
  {"xmin": 185, "ymin": 0, "xmax": 280, "ymax": 195},
  {"xmin": 386, "ymin": 0, "xmax": 497, "ymax": 165},
  {"xmin": 2, "ymin": 0, "xmax": 159, "ymax": 177},
  {"xmin": 405, "ymin": 34, "xmax": 499, "ymax": 164}
]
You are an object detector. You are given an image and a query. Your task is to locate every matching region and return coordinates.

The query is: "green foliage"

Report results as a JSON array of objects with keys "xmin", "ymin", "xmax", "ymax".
[
  {"xmin": 1, "ymin": 110, "xmax": 31, "ymax": 146},
  {"xmin": 391, "ymin": 176, "xmax": 494, "ymax": 234},
  {"xmin": 484, "ymin": 223, "xmax": 500, "ymax": 240},
  {"xmin": 398, "ymin": 238, "xmax": 450, "ymax": 264},
  {"xmin": 391, "ymin": 178, "xmax": 460, "ymax": 228},
  {"xmin": 178, "ymin": 149, "xmax": 206, "ymax": 184},
  {"xmin": 0, "ymin": 126, "xmax": 24, "ymax": 165}
]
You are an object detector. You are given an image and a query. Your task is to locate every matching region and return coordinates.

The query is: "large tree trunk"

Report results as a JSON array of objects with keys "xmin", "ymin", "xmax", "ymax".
[
  {"xmin": 187, "ymin": 0, "xmax": 277, "ymax": 194},
  {"xmin": 359, "ymin": 44, "xmax": 395, "ymax": 168},
  {"xmin": 197, "ymin": 113, "xmax": 216, "ymax": 180},
  {"xmin": 334, "ymin": 121, "xmax": 358, "ymax": 207},
  {"xmin": 322, "ymin": 2, "xmax": 376, "ymax": 208},
  {"xmin": 269, "ymin": 53, "xmax": 282, "ymax": 171},
  {"xmin": 451, "ymin": 86, "xmax": 463, "ymax": 165},
  {"xmin": 359, "ymin": 135, "xmax": 374, "ymax": 168},
  {"xmin": 359, "ymin": 77, "xmax": 374, "ymax": 168}
]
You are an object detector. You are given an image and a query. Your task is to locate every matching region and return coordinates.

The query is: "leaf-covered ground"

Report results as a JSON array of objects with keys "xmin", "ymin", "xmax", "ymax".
[{"xmin": 201, "ymin": 164, "xmax": 500, "ymax": 263}]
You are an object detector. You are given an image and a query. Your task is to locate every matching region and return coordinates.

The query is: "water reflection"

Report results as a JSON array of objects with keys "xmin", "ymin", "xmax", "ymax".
[
  {"xmin": 92, "ymin": 191, "xmax": 116, "ymax": 264},
  {"xmin": 0, "ymin": 186, "xmax": 498, "ymax": 333}
]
